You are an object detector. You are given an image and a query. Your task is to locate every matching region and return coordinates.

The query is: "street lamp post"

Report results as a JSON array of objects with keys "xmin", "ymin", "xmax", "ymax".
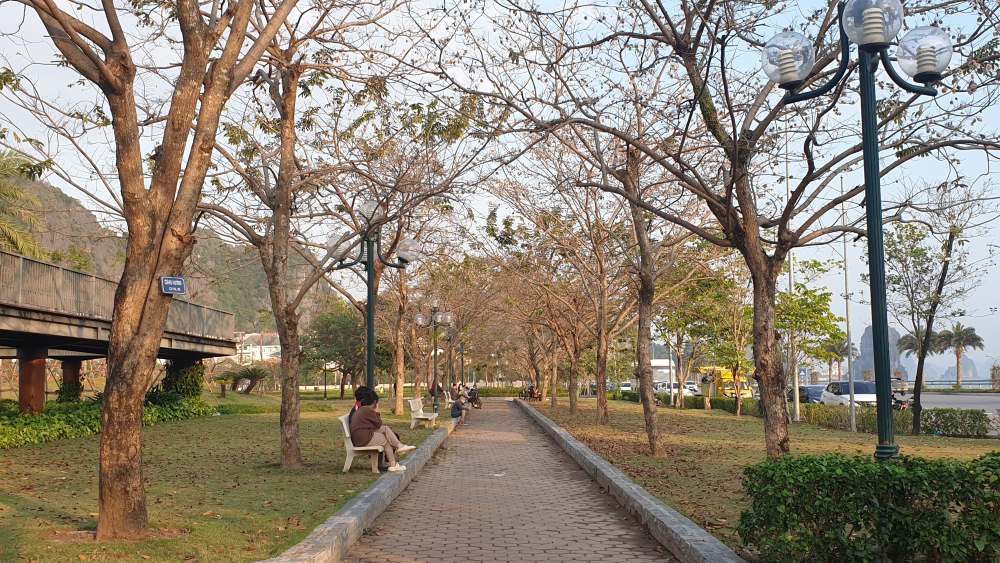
[
  {"xmin": 415, "ymin": 301, "xmax": 453, "ymax": 413},
  {"xmin": 329, "ymin": 201, "xmax": 421, "ymax": 390},
  {"xmin": 459, "ymin": 342, "xmax": 466, "ymax": 386},
  {"xmin": 763, "ymin": 0, "xmax": 952, "ymax": 459}
]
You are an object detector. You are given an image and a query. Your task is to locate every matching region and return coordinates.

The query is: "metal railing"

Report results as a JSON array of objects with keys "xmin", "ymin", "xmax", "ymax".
[{"xmin": 0, "ymin": 250, "xmax": 234, "ymax": 341}]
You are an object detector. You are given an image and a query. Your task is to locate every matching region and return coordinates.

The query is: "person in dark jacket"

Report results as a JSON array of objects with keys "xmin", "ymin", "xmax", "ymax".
[
  {"xmin": 347, "ymin": 386, "xmax": 370, "ymax": 425},
  {"xmin": 349, "ymin": 390, "xmax": 414, "ymax": 472}
]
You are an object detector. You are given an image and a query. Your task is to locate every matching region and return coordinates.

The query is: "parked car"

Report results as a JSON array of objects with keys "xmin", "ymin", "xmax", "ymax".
[
  {"xmin": 786, "ymin": 384, "xmax": 826, "ymax": 404},
  {"xmin": 684, "ymin": 382, "xmax": 702, "ymax": 396},
  {"xmin": 618, "ymin": 381, "xmax": 633, "ymax": 392},
  {"xmin": 821, "ymin": 381, "xmax": 877, "ymax": 406},
  {"xmin": 655, "ymin": 382, "xmax": 702, "ymax": 397}
]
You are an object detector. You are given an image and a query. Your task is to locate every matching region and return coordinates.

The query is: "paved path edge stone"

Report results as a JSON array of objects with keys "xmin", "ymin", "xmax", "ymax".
[
  {"xmin": 514, "ymin": 399, "xmax": 746, "ymax": 563},
  {"xmin": 260, "ymin": 418, "xmax": 458, "ymax": 563}
]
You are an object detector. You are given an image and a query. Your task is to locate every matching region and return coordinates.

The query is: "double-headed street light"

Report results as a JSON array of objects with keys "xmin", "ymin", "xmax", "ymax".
[
  {"xmin": 763, "ymin": 0, "xmax": 952, "ymax": 459},
  {"xmin": 415, "ymin": 299, "xmax": 453, "ymax": 413},
  {"xmin": 330, "ymin": 200, "xmax": 421, "ymax": 390}
]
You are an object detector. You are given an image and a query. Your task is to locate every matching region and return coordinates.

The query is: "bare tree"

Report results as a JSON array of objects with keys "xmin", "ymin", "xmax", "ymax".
[
  {"xmin": 1, "ymin": 0, "xmax": 301, "ymax": 537},
  {"xmin": 426, "ymin": 0, "xmax": 1000, "ymax": 456}
]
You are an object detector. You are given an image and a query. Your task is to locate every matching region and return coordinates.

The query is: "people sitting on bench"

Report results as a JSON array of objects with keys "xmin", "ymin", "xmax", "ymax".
[
  {"xmin": 348, "ymin": 385, "xmax": 370, "ymax": 425},
  {"xmin": 349, "ymin": 389, "xmax": 415, "ymax": 473},
  {"xmin": 451, "ymin": 393, "xmax": 467, "ymax": 425}
]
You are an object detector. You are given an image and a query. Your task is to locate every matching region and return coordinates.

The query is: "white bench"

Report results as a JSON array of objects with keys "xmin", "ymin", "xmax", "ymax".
[
  {"xmin": 338, "ymin": 413, "xmax": 383, "ymax": 474},
  {"xmin": 408, "ymin": 398, "xmax": 439, "ymax": 429}
]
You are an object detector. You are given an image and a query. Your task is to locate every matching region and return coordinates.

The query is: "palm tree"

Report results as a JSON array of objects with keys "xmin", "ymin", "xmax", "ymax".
[
  {"xmin": 897, "ymin": 327, "xmax": 941, "ymax": 359},
  {"xmin": 935, "ymin": 323, "xmax": 985, "ymax": 388},
  {"xmin": 822, "ymin": 336, "xmax": 856, "ymax": 381},
  {"xmin": 0, "ymin": 152, "xmax": 44, "ymax": 258}
]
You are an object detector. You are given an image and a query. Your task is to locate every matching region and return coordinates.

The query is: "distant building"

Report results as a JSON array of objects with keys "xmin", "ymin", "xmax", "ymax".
[
  {"xmin": 651, "ymin": 342, "xmax": 677, "ymax": 381},
  {"xmin": 232, "ymin": 332, "xmax": 281, "ymax": 364}
]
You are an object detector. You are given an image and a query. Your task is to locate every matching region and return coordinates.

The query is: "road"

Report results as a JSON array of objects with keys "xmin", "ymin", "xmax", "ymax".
[{"xmin": 918, "ymin": 393, "xmax": 1000, "ymax": 411}]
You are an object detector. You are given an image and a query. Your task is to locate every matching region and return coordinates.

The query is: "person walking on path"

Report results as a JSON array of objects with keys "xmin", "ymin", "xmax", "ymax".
[{"xmin": 349, "ymin": 390, "xmax": 415, "ymax": 472}]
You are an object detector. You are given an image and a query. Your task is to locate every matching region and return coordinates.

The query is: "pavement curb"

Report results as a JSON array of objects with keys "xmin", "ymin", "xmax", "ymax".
[
  {"xmin": 260, "ymin": 418, "xmax": 458, "ymax": 563},
  {"xmin": 514, "ymin": 399, "xmax": 746, "ymax": 563}
]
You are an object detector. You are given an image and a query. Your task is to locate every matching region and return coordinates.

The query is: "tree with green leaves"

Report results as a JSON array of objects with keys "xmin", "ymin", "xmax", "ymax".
[
  {"xmin": 881, "ymin": 208, "xmax": 983, "ymax": 433},
  {"xmin": 302, "ymin": 297, "xmax": 392, "ymax": 395},
  {"xmin": 776, "ymin": 263, "xmax": 845, "ymax": 388},
  {"xmin": 0, "ymin": 151, "xmax": 44, "ymax": 258},
  {"xmin": 935, "ymin": 323, "xmax": 985, "ymax": 389}
]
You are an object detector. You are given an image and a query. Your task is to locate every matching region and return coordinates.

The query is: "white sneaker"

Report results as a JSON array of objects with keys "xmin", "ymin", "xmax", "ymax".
[
  {"xmin": 397, "ymin": 445, "xmax": 416, "ymax": 456},
  {"xmin": 388, "ymin": 464, "xmax": 406, "ymax": 472}
]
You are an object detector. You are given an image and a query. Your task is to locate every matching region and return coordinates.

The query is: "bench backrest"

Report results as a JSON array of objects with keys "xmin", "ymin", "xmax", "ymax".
[
  {"xmin": 408, "ymin": 398, "xmax": 425, "ymax": 415},
  {"xmin": 339, "ymin": 413, "xmax": 355, "ymax": 448}
]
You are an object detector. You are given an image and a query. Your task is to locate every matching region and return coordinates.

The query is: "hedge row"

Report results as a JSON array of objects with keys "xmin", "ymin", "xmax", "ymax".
[
  {"xmin": 0, "ymin": 395, "xmax": 215, "ymax": 450},
  {"xmin": 615, "ymin": 393, "xmax": 997, "ymax": 438},
  {"xmin": 739, "ymin": 452, "xmax": 1000, "ymax": 562}
]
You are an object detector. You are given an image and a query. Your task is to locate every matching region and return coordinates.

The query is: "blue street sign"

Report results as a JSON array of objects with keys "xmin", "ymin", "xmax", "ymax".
[{"xmin": 160, "ymin": 276, "xmax": 187, "ymax": 295}]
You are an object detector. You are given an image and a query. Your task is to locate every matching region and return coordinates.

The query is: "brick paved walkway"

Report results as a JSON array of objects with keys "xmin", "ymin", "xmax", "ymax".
[{"xmin": 344, "ymin": 399, "xmax": 675, "ymax": 563}]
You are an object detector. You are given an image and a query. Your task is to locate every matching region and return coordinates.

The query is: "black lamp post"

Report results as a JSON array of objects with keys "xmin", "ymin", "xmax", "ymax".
[
  {"xmin": 329, "ymin": 200, "xmax": 421, "ymax": 390},
  {"xmin": 459, "ymin": 341, "xmax": 466, "ymax": 386},
  {"xmin": 415, "ymin": 300, "xmax": 453, "ymax": 413},
  {"xmin": 763, "ymin": 0, "xmax": 952, "ymax": 459}
]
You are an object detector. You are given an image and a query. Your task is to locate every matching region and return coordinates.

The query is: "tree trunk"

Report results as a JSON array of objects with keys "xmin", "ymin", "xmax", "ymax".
[
  {"xmin": 99, "ymin": 239, "xmax": 184, "ymax": 539},
  {"xmin": 674, "ymin": 333, "xmax": 686, "ymax": 409},
  {"xmin": 912, "ymin": 229, "xmax": 956, "ymax": 434},
  {"xmin": 635, "ymin": 294, "xmax": 657, "ymax": 454},
  {"xmin": 339, "ymin": 371, "xmax": 347, "ymax": 399},
  {"xmin": 243, "ymin": 378, "xmax": 259, "ymax": 394},
  {"xmin": 550, "ymin": 361, "xmax": 558, "ymax": 407},
  {"xmin": 98, "ymin": 378, "xmax": 148, "ymax": 539},
  {"xmin": 569, "ymin": 351, "xmax": 580, "ymax": 414},
  {"xmin": 628, "ymin": 190, "xmax": 658, "ymax": 454},
  {"xmin": 392, "ymin": 275, "xmax": 407, "ymax": 415},
  {"xmin": 734, "ymin": 366, "xmax": 743, "ymax": 417},
  {"xmin": 751, "ymin": 270, "xmax": 790, "ymax": 457},
  {"xmin": 955, "ymin": 348, "xmax": 962, "ymax": 388},
  {"xmin": 595, "ymin": 309, "xmax": 609, "ymax": 424},
  {"xmin": 276, "ymin": 321, "xmax": 303, "ymax": 468}
]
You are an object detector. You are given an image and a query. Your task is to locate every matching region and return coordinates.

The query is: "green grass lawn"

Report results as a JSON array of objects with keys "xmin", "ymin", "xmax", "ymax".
[
  {"xmin": 538, "ymin": 399, "xmax": 1000, "ymax": 557},
  {"xmin": 0, "ymin": 394, "xmax": 431, "ymax": 562}
]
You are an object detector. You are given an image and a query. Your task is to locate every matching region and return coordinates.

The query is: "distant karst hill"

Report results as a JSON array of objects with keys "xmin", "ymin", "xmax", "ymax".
[{"xmin": 20, "ymin": 181, "xmax": 273, "ymax": 332}]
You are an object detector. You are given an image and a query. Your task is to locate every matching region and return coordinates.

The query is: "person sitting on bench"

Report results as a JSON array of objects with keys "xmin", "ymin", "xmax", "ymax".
[
  {"xmin": 349, "ymin": 389, "xmax": 415, "ymax": 472},
  {"xmin": 451, "ymin": 393, "xmax": 467, "ymax": 425}
]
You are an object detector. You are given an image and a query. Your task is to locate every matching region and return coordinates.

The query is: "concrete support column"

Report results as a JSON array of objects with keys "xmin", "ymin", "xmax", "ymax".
[
  {"xmin": 62, "ymin": 359, "xmax": 83, "ymax": 398},
  {"xmin": 17, "ymin": 347, "xmax": 48, "ymax": 414}
]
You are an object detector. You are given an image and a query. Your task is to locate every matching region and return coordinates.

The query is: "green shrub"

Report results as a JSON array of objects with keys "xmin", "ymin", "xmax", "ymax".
[
  {"xmin": 161, "ymin": 361, "xmax": 205, "ymax": 398},
  {"xmin": 739, "ymin": 453, "xmax": 1000, "ymax": 562},
  {"xmin": 0, "ymin": 395, "xmax": 214, "ymax": 449},
  {"xmin": 922, "ymin": 408, "xmax": 997, "ymax": 437},
  {"xmin": 673, "ymin": 395, "xmax": 992, "ymax": 438},
  {"xmin": 469, "ymin": 386, "xmax": 571, "ymax": 398}
]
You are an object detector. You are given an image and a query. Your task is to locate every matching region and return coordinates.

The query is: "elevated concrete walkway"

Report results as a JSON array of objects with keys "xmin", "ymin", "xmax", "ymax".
[{"xmin": 0, "ymin": 251, "xmax": 236, "ymax": 413}]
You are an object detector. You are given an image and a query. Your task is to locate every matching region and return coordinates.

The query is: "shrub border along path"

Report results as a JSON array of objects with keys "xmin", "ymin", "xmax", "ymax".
[
  {"xmin": 514, "ymin": 399, "xmax": 745, "ymax": 563},
  {"xmin": 261, "ymin": 418, "xmax": 458, "ymax": 563}
]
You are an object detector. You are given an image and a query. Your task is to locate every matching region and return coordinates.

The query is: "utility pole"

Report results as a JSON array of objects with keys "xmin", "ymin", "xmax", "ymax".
[
  {"xmin": 786, "ymin": 119, "xmax": 800, "ymax": 422},
  {"xmin": 842, "ymin": 178, "xmax": 857, "ymax": 431}
]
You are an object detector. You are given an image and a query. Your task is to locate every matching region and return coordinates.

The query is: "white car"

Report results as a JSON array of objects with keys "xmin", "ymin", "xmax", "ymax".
[
  {"xmin": 821, "ymin": 381, "xmax": 877, "ymax": 406},
  {"xmin": 619, "ymin": 382, "xmax": 633, "ymax": 392},
  {"xmin": 655, "ymin": 382, "xmax": 701, "ymax": 396}
]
